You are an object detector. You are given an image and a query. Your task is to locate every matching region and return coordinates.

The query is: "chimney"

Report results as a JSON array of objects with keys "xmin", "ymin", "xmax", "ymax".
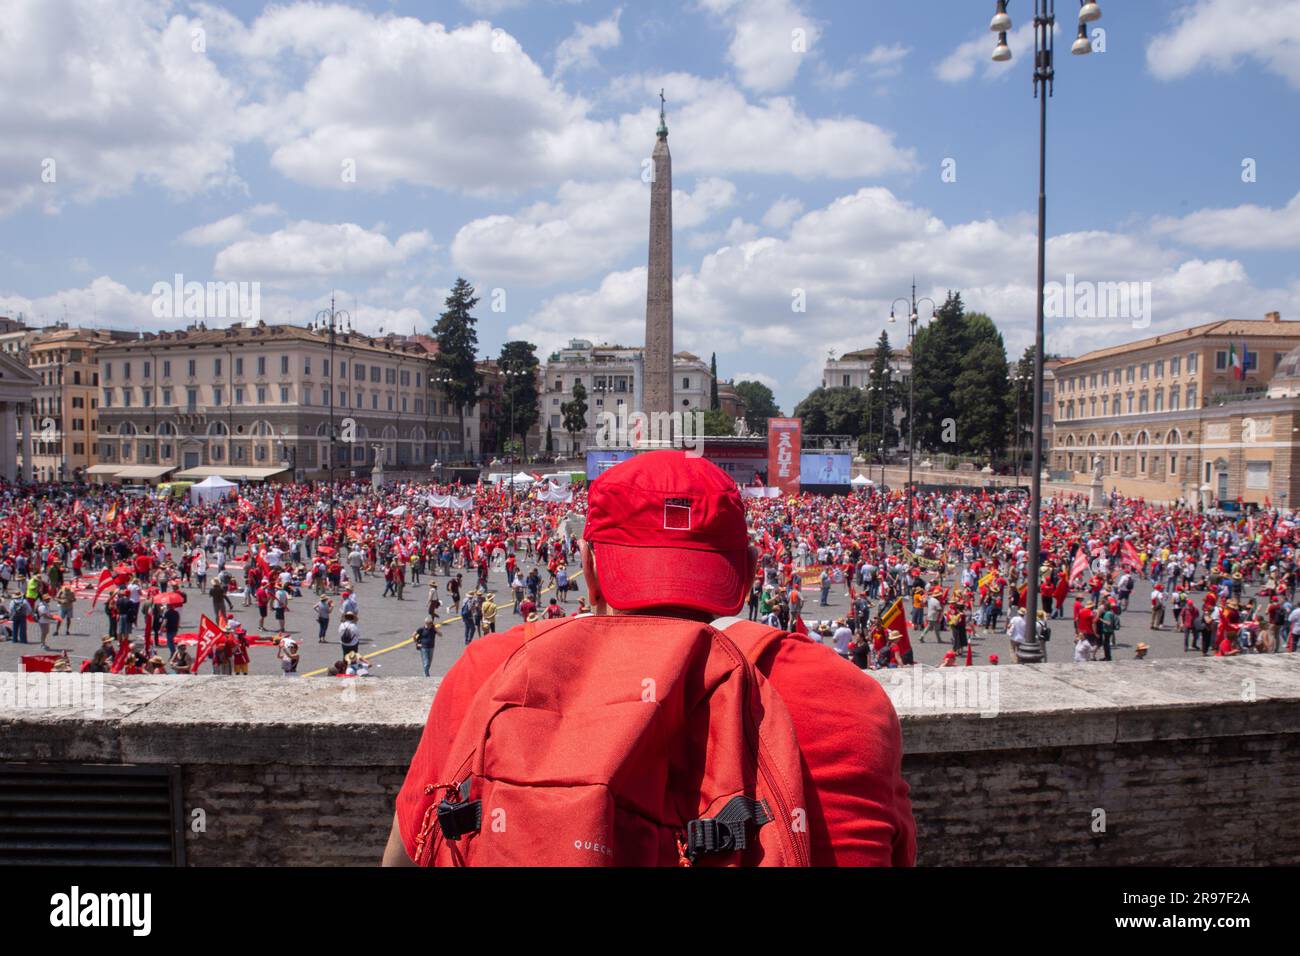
[{"xmin": 1266, "ymin": 311, "xmax": 1281, "ymax": 323}]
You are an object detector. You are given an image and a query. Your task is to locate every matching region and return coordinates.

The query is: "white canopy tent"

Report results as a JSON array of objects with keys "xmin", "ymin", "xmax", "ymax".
[
  {"xmin": 189, "ymin": 474, "xmax": 238, "ymax": 505},
  {"xmin": 850, "ymin": 474, "xmax": 874, "ymax": 487}
]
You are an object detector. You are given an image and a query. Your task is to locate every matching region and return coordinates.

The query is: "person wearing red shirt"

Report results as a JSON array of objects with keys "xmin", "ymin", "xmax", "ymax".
[{"xmin": 384, "ymin": 451, "xmax": 915, "ymax": 867}]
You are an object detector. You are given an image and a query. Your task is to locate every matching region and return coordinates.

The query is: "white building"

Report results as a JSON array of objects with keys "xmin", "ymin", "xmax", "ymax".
[{"xmin": 540, "ymin": 340, "xmax": 713, "ymax": 455}]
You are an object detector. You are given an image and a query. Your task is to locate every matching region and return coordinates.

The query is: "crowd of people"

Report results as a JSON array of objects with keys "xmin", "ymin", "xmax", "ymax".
[{"xmin": 2, "ymin": 474, "xmax": 1297, "ymax": 676}]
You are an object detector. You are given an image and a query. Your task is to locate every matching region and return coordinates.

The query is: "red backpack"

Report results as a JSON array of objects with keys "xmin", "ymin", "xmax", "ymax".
[{"xmin": 411, "ymin": 614, "xmax": 810, "ymax": 867}]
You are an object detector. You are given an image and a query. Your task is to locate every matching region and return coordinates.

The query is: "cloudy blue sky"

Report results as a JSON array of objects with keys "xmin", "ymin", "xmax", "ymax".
[{"xmin": 1, "ymin": 0, "xmax": 1298, "ymax": 411}]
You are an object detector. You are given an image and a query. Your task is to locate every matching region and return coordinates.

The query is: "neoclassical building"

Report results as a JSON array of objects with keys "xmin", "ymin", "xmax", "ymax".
[
  {"xmin": 91, "ymin": 322, "xmax": 471, "ymax": 484},
  {"xmin": 1050, "ymin": 313, "xmax": 1300, "ymax": 507}
]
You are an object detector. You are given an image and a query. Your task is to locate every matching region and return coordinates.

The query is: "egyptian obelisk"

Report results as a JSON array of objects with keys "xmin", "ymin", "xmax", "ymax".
[{"xmin": 643, "ymin": 91, "xmax": 673, "ymax": 424}]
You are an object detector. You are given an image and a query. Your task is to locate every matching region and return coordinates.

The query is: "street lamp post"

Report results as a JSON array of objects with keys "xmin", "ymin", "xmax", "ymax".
[
  {"xmin": 502, "ymin": 367, "xmax": 530, "ymax": 509},
  {"xmin": 430, "ymin": 373, "xmax": 454, "ymax": 486},
  {"xmin": 314, "ymin": 296, "xmax": 351, "ymax": 536},
  {"xmin": 1012, "ymin": 371, "xmax": 1027, "ymax": 482},
  {"xmin": 889, "ymin": 280, "xmax": 937, "ymax": 553},
  {"xmin": 986, "ymin": 0, "xmax": 1102, "ymax": 663}
]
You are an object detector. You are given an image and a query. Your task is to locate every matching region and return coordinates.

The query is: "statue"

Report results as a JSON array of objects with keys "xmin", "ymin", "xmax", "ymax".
[
  {"xmin": 1089, "ymin": 456, "xmax": 1106, "ymax": 511},
  {"xmin": 733, "ymin": 417, "xmax": 751, "ymax": 438},
  {"xmin": 371, "ymin": 444, "xmax": 387, "ymax": 490},
  {"xmin": 1092, "ymin": 456, "xmax": 1104, "ymax": 483}
]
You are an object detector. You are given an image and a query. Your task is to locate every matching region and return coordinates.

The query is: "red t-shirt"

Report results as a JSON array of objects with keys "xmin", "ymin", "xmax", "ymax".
[{"xmin": 395, "ymin": 621, "xmax": 916, "ymax": 867}]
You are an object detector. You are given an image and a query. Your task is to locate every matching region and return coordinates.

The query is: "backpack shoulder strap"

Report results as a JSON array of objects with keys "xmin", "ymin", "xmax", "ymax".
[{"xmin": 710, "ymin": 616, "xmax": 791, "ymax": 669}]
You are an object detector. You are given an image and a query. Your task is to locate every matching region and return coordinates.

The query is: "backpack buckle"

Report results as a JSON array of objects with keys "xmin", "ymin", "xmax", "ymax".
[
  {"xmin": 435, "ymin": 780, "xmax": 482, "ymax": 842},
  {"xmin": 683, "ymin": 796, "xmax": 773, "ymax": 862}
]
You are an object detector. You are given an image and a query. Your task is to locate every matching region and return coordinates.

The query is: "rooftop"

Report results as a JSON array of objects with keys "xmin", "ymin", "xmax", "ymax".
[{"xmin": 1060, "ymin": 313, "xmax": 1294, "ymax": 367}]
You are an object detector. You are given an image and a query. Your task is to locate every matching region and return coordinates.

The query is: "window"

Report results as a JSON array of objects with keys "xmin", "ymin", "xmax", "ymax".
[
  {"xmin": 1186, "ymin": 385, "xmax": 1197, "ymax": 407},
  {"xmin": 1090, "ymin": 373, "xmax": 1097, "ymax": 389},
  {"xmin": 322, "ymin": 359, "xmax": 329, "ymax": 378},
  {"xmin": 1140, "ymin": 363, "xmax": 1148, "ymax": 380},
  {"xmin": 162, "ymin": 388, "xmax": 172, "ymax": 406},
  {"xmin": 401, "ymin": 397, "xmax": 407, "ymax": 413},
  {"xmin": 1101, "ymin": 396, "xmax": 1109, "ymax": 415},
  {"xmin": 143, "ymin": 361, "xmax": 151, "ymax": 378},
  {"xmin": 234, "ymin": 387, "xmax": 244, "ymax": 405},
  {"xmin": 213, "ymin": 387, "xmax": 223, "ymax": 406},
  {"xmin": 1154, "ymin": 360, "xmax": 1163, "ymax": 378},
  {"xmin": 280, "ymin": 386, "xmax": 289, "ymax": 404},
  {"xmin": 1154, "ymin": 390, "xmax": 1163, "ymax": 412},
  {"xmin": 257, "ymin": 386, "xmax": 267, "ymax": 404},
  {"xmin": 682, "ymin": 377, "xmax": 690, "ymax": 389},
  {"xmin": 104, "ymin": 362, "xmax": 112, "ymax": 381},
  {"xmin": 187, "ymin": 389, "xmax": 198, "ymax": 411},
  {"xmin": 370, "ymin": 366, "xmax": 381, "ymax": 384},
  {"xmin": 354, "ymin": 363, "xmax": 364, "ymax": 381},
  {"xmin": 387, "ymin": 395, "xmax": 394, "ymax": 411},
  {"xmin": 1126, "ymin": 366, "xmax": 1135, "ymax": 383},
  {"xmin": 72, "ymin": 397, "xmax": 83, "ymax": 409},
  {"xmin": 142, "ymin": 388, "xmax": 153, "ymax": 406},
  {"xmin": 842, "ymin": 374, "xmax": 850, "ymax": 387},
  {"xmin": 385, "ymin": 367, "xmax": 394, "ymax": 384},
  {"xmin": 163, "ymin": 360, "xmax": 171, "ymax": 378},
  {"xmin": 188, "ymin": 359, "xmax": 196, "ymax": 377},
  {"xmin": 122, "ymin": 388, "xmax": 132, "ymax": 407},
  {"xmin": 102, "ymin": 389, "xmax": 112, "ymax": 408},
  {"xmin": 123, "ymin": 362, "xmax": 131, "ymax": 380},
  {"xmin": 1170, "ymin": 356, "xmax": 1180, "ymax": 376},
  {"xmin": 1215, "ymin": 351, "xmax": 1228, "ymax": 370},
  {"xmin": 214, "ymin": 358, "xmax": 222, "ymax": 377},
  {"xmin": 400, "ymin": 370, "xmax": 410, "ymax": 386},
  {"xmin": 73, "ymin": 370, "xmax": 81, "ymax": 385},
  {"xmin": 371, "ymin": 393, "xmax": 378, "ymax": 410},
  {"xmin": 414, "ymin": 399, "xmax": 423, "ymax": 414},
  {"xmin": 280, "ymin": 355, "xmax": 289, "ymax": 375},
  {"xmin": 257, "ymin": 356, "xmax": 267, "ymax": 376},
  {"xmin": 339, "ymin": 361, "xmax": 347, "ymax": 379},
  {"xmin": 304, "ymin": 357, "xmax": 312, "ymax": 376},
  {"xmin": 303, "ymin": 388, "xmax": 311, "ymax": 406},
  {"xmin": 356, "ymin": 391, "xmax": 363, "ymax": 408},
  {"xmin": 1127, "ymin": 394, "xmax": 1134, "ymax": 413},
  {"xmin": 1169, "ymin": 386, "xmax": 1180, "ymax": 410},
  {"xmin": 340, "ymin": 390, "xmax": 347, "ymax": 407},
  {"xmin": 1101, "ymin": 370, "xmax": 1109, "ymax": 386},
  {"xmin": 233, "ymin": 357, "xmax": 243, "ymax": 376}
]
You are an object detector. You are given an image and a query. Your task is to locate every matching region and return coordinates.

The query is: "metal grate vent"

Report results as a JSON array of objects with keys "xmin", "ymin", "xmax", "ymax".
[{"xmin": 0, "ymin": 763, "xmax": 185, "ymax": 866}]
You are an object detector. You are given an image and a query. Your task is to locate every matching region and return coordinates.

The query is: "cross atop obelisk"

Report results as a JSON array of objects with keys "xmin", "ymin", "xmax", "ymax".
[{"xmin": 643, "ymin": 92, "xmax": 673, "ymax": 427}]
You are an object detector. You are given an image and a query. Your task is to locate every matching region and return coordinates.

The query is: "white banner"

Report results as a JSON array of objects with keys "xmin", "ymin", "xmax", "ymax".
[
  {"xmin": 426, "ymin": 494, "xmax": 476, "ymax": 511},
  {"xmin": 537, "ymin": 486, "xmax": 574, "ymax": 503},
  {"xmin": 740, "ymin": 486, "xmax": 781, "ymax": 498}
]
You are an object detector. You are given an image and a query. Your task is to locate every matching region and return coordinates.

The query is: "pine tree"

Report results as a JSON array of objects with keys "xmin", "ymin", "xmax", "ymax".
[
  {"xmin": 709, "ymin": 353, "xmax": 720, "ymax": 411},
  {"xmin": 909, "ymin": 291, "xmax": 966, "ymax": 452},
  {"xmin": 545, "ymin": 423, "xmax": 555, "ymax": 454},
  {"xmin": 952, "ymin": 313, "xmax": 1011, "ymax": 460},
  {"xmin": 432, "ymin": 278, "xmax": 483, "ymax": 459},
  {"xmin": 497, "ymin": 341, "xmax": 540, "ymax": 455},
  {"xmin": 561, "ymin": 381, "xmax": 589, "ymax": 455},
  {"xmin": 864, "ymin": 330, "xmax": 900, "ymax": 458}
]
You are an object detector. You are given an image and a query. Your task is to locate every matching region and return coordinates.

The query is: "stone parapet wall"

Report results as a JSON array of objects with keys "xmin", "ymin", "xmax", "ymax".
[{"xmin": 2, "ymin": 655, "xmax": 1297, "ymax": 866}]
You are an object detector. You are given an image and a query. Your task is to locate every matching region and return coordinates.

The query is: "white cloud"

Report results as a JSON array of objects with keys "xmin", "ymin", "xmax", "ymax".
[
  {"xmin": 212, "ymin": 221, "xmax": 433, "ymax": 281},
  {"xmin": 180, "ymin": 204, "xmax": 282, "ymax": 246},
  {"xmin": 0, "ymin": 0, "xmax": 249, "ymax": 217},
  {"xmin": 510, "ymin": 185, "xmax": 1300, "ymax": 406},
  {"xmin": 936, "ymin": 22, "xmax": 1034, "ymax": 83},
  {"xmin": 1147, "ymin": 0, "xmax": 1300, "ymax": 89},
  {"xmin": 762, "ymin": 197, "xmax": 805, "ymax": 230},
  {"xmin": 863, "ymin": 43, "xmax": 910, "ymax": 78},
  {"xmin": 1152, "ymin": 191, "xmax": 1300, "ymax": 250},
  {"xmin": 699, "ymin": 0, "xmax": 821, "ymax": 92},
  {"xmin": 732, "ymin": 371, "xmax": 778, "ymax": 389},
  {"xmin": 451, "ymin": 177, "xmax": 736, "ymax": 285},
  {"xmin": 554, "ymin": 8, "xmax": 622, "ymax": 75}
]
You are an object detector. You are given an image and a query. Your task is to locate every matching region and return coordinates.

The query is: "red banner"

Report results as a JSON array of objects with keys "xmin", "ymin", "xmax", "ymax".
[{"xmin": 767, "ymin": 418, "xmax": 802, "ymax": 496}]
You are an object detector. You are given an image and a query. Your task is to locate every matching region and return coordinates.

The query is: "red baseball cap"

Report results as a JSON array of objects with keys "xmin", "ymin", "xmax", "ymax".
[{"xmin": 584, "ymin": 450, "xmax": 750, "ymax": 616}]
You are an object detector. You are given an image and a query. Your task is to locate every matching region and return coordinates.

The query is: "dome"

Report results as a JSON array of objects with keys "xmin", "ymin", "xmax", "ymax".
[{"xmin": 1268, "ymin": 344, "xmax": 1300, "ymax": 398}]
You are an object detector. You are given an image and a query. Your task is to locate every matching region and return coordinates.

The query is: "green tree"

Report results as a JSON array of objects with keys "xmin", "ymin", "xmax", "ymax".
[
  {"xmin": 952, "ymin": 313, "xmax": 1011, "ymax": 460},
  {"xmin": 432, "ymin": 277, "xmax": 482, "ymax": 459},
  {"xmin": 545, "ymin": 423, "xmax": 555, "ymax": 454},
  {"xmin": 561, "ymin": 380, "xmax": 589, "ymax": 455},
  {"xmin": 793, "ymin": 386, "xmax": 870, "ymax": 439},
  {"xmin": 909, "ymin": 291, "xmax": 967, "ymax": 452},
  {"xmin": 734, "ymin": 380, "xmax": 781, "ymax": 427},
  {"xmin": 709, "ymin": 353, "xmax": 720, "ymax": 411},
  {"xmin": 497, "ymin": 340, "xmax": 540, "ymax": 454},
  {"xmin": 1011, "ymin": 345, "xmax": 1036, "ymax": 471},
  {"xmin": 864, "ymin": 330, "xmax": 900, "ymax": 458},
  {"xmin": 701, "ymin": 407, "xmax": 734, "ymax": 436}
]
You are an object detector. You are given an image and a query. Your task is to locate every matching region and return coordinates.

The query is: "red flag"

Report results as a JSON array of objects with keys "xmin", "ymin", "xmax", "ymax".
[
  {"xmin": 109, "ymin": 638, "xmax": 131, "ymax": 674},
  {"xmin": 90, "ymin": 568, "xmax": 117, "ymax": 608},
  {"xmin": 1121, "ymin": 540, "xmax": 1141, "ymax": 570},
  {"xmin": 1069, "ymin": 548, "xmax": 1090, "ymax": 585},
  {"xmin": 191, "ymin": 615, "xmax": 224, "ymax": 673},
  {"xmin": 791, "ymin": 613, "xmax": 808, "ymax": 636},
  {"xmin": 273, "ymin": 489, "xmax": 284, "ymax": 518}
]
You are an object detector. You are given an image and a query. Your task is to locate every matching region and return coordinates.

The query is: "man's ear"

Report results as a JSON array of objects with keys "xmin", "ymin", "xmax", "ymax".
[{"xmin": 580, "ymin": 539, "xmax": 602, "ymax": 606}]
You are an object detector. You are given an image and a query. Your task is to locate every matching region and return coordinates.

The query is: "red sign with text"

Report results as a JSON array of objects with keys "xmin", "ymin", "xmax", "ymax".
[{"xmin": 767, "ymin": 418, "xmax": 802, "ymax": 495}]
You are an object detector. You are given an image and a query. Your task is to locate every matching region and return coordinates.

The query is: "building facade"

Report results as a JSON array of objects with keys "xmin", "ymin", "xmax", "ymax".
[
  {"xmin": 1049, "ymin": 313, "xmax": 1300, "ymax": 506},
  {"xmin": 91, "ymin": 322, "xmax": 469, "ymax": 484},
  {"xmin": 539, "ymin": 339, "xmax": 714, "ymax": 456}
]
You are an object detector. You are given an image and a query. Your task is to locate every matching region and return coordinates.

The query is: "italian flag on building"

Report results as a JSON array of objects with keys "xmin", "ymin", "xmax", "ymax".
[{"xmin": 1230, "ymin": 340, "xmax": 1244, "ymax": 380}]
